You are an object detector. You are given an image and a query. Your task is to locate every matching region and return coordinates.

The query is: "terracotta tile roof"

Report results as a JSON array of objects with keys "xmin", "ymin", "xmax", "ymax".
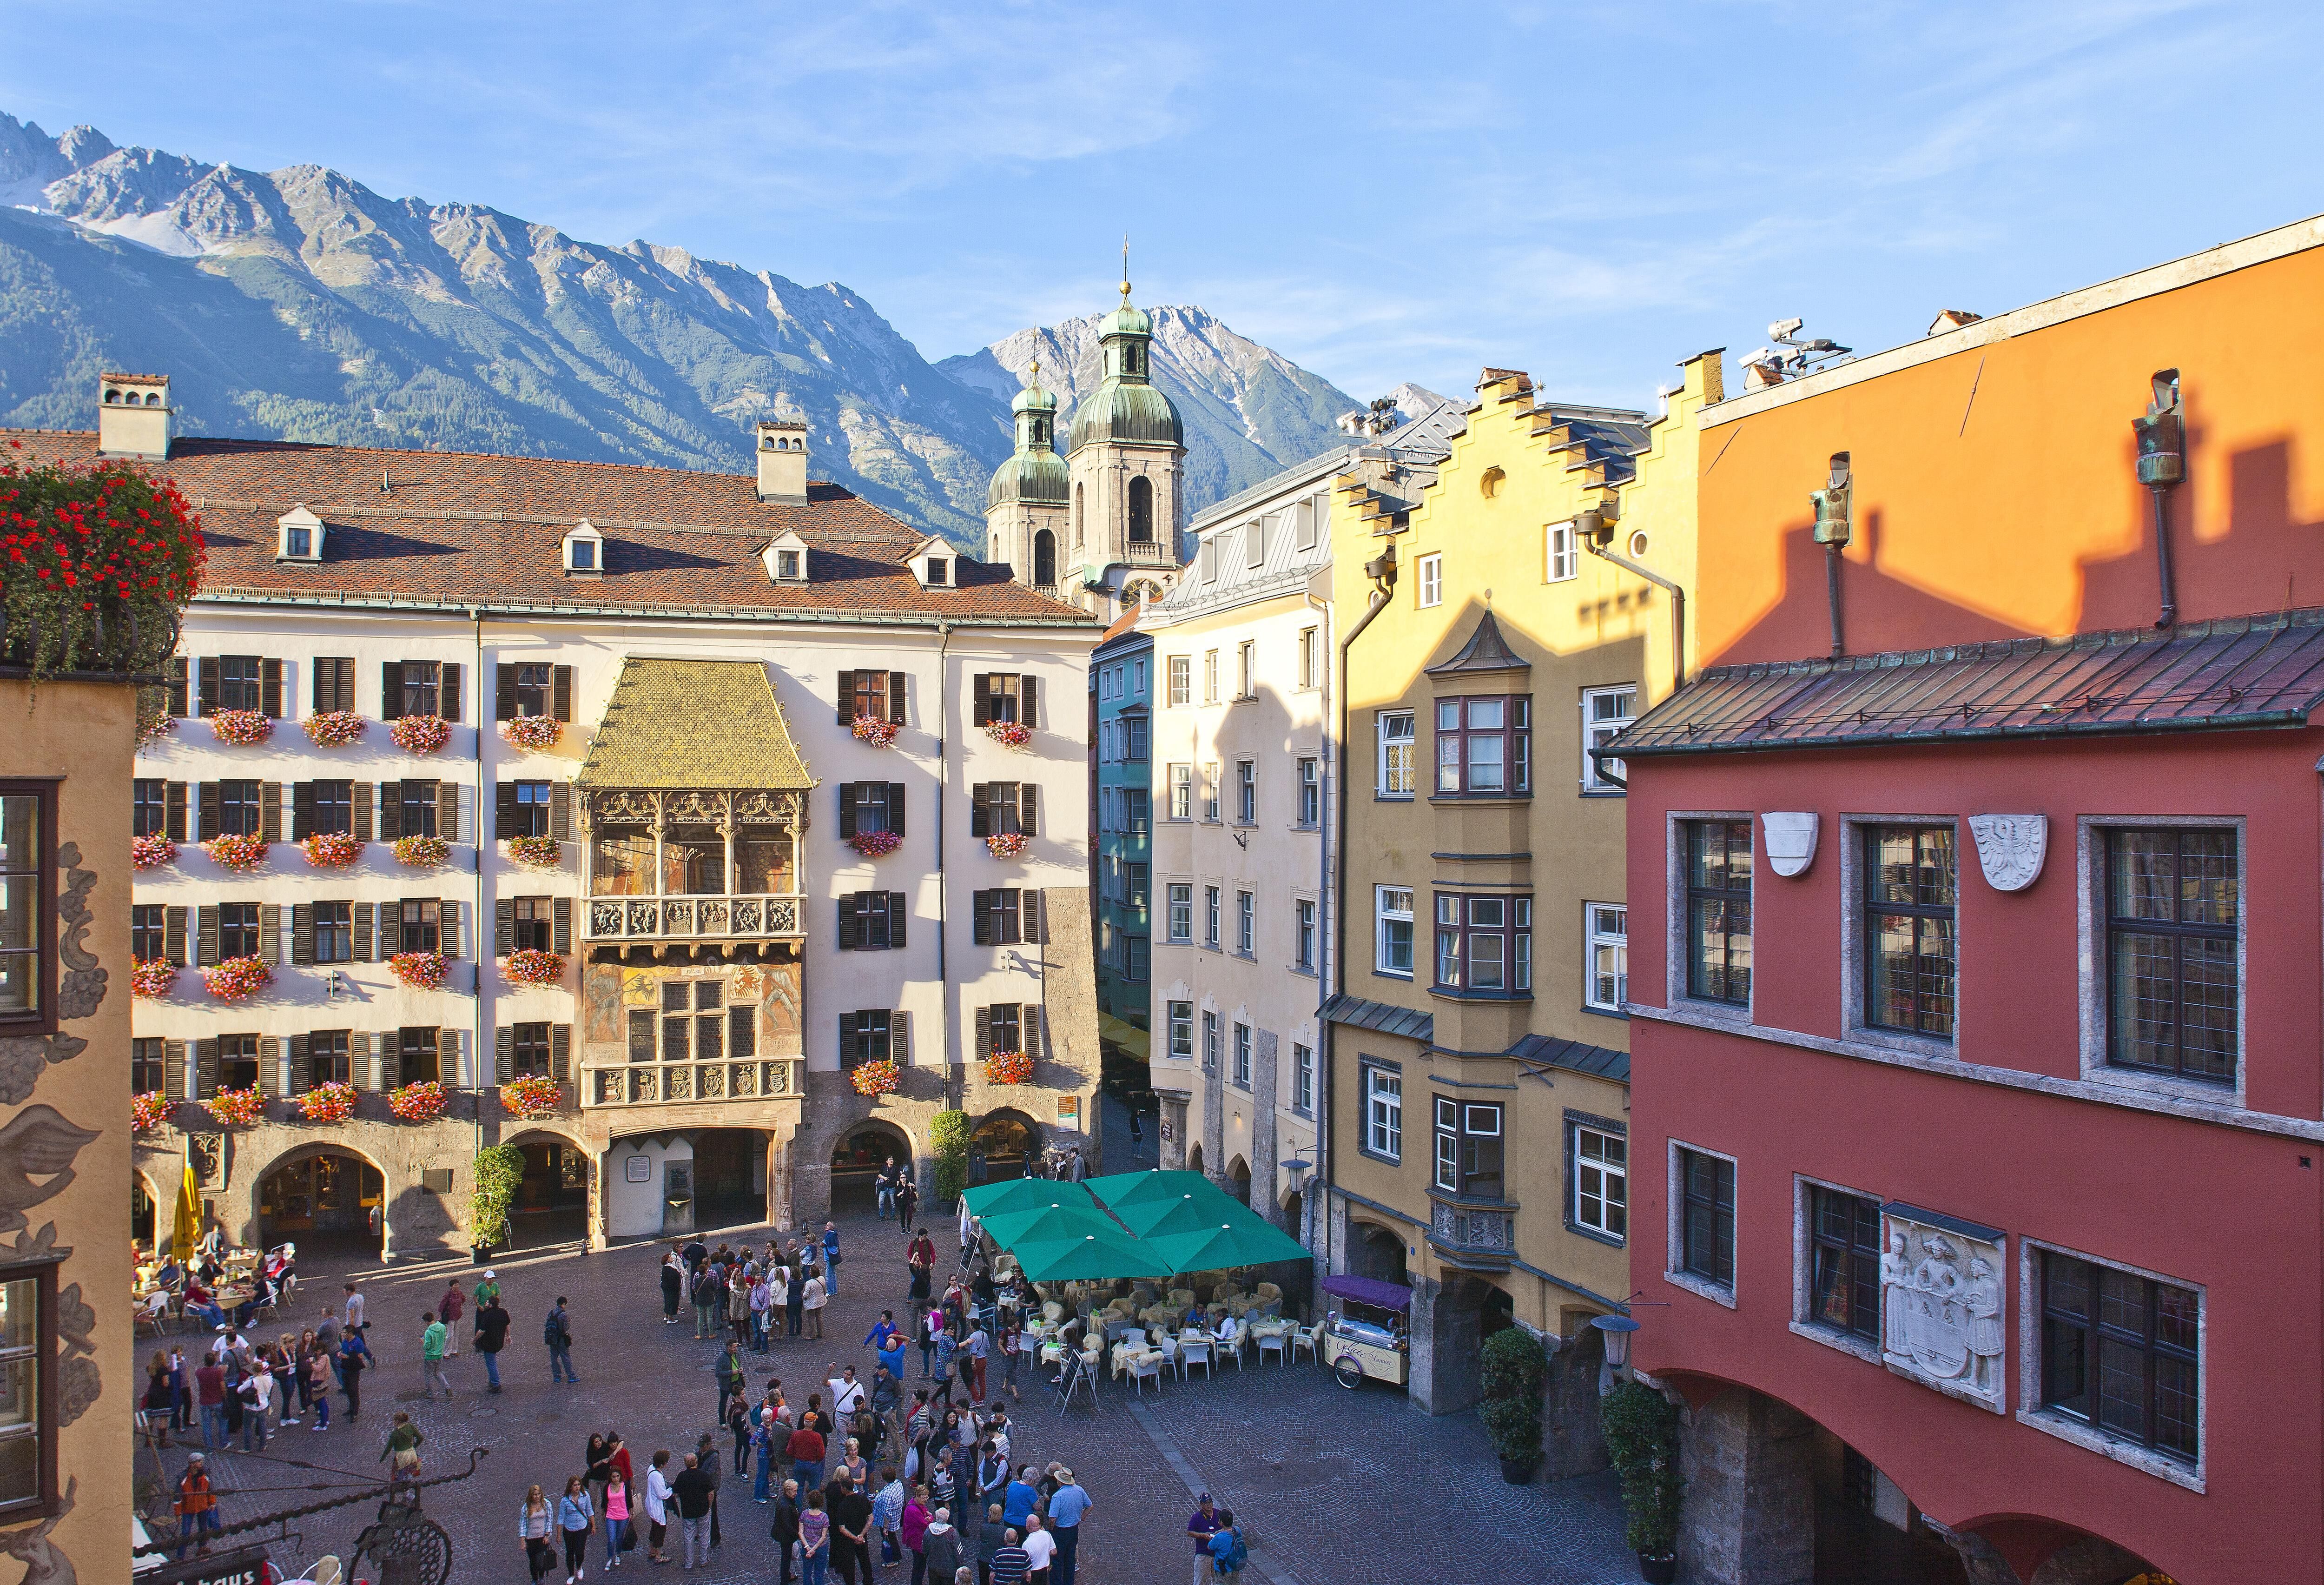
[
  {"xmin": 580, "ymin": 659, "xmax": 812, "ymax": 789},
  {"xmin": 2, "ymin": 428, "xmax": 1095, "ymax": 627}
]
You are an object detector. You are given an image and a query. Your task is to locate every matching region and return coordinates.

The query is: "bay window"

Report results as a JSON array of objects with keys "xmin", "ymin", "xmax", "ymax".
[
  {"xmin": 1433, "ymin": 696, "xmax": 1530, "ymax": 795},
  {"xmin": 1433, "ymin": 893, "xmax": 1531, "ymax": 995},
  {"xmin": 1432, "ymin": 1099, "xmax": 1504, "ymax": 1200}
]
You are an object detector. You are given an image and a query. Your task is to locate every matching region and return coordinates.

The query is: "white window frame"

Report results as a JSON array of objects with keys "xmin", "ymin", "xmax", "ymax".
[
  {"xmin": 1167, "ymin": 1001, "xmax": 1194, "ymax": 1061},
  {"xmin": 1167, "ymin": 882, "xmax": 1193, "ymax": 943},
  {"xmin": 1132, "ymin": 658, "xmax": 1146, "ymax": 696},
  {"xmin": 1570, "ymin": 1122, "xmax": 1627, "ymax": 1244},
  {"xmin": 1433, "ymin": 1098, "xmax": 1459, "ymax": 1192},
  {"xmin": 1168, "ymin": 763, "xmax": 1192, "ymax": 821},
  {"xmin": 1362, "ymin": 1062, "xmax": 1402, "ymax": 1161},
  {"xmin": 1375, "ymin": 885, "xmax": 1414, "ymax": 977},
  {"xmin": 1297, "ymin": 757, "xmax": 1320, "ymax": 827},
  {"xmin": 1236, "ymin": 890, "xmax": 1255, "ymax": 955},
  {"xmin": 1203, "ymin": 651, "xmax": 1219, "ymax": 704},
  {"xmin": 1236, "ymin": 759, "xmax": 1256, "ymax": 824},
  {"xmin": 1294, "ymin": 897, "xmax": 1317, "ymax": 972},
  {"xmin": 1293, "ymin": 1042, "xmax": 1314, "ymax": 1114},
  {"xmin": 1204, "ymin": 885, "xmax": 1221, "ymax": 948},
  {"xmin": 1546, "ymin": 520, "xmax": 1578, "ymax": 583},
  {"xmin": 1201, "ymin": 1009, "xmax": 1220, "ymax": 1072},
  {"xmin": 1416, "ymin": 552, "xmax": 1442, "ymax": 608},
  {"xmin": 1237, "ymin": 640, "xmax": 1255, "ymax": 699},
  {"xmin": 1585, "ymin": 902, "xmax": 1629, "ymax": 1014},
  {"xmin": 1233, "ymin": 1022, "xmax": 1252, "ymax": 1088},
  {"xmin": 1202, "ymin": 763, "xmax": 1220, "ymax": 822},
  {"xmin": 1582, "ymin": 684, "xmax": 1637, "ymax": 792},
  {"xmin": 1377, "ymin": 711, "xmax": 1415, "ymax": 798},
  {"xmin": 1168, "ymin": 656, "xmax": 1190, "ymax": 706}
]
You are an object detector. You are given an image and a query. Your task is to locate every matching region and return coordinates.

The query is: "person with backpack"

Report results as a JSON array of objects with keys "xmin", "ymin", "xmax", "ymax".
[
  {"xmin": 1185, "ymin": 1494, "xmax": 1221, "ymax": 1585},
  {"xmin": 337, "ymin": 1327, "xmax": 370, "ymax": 1422},
  {"xmin": 173, "ymin": 1454, "xmax": 220, "ymax": 1558},
  {"xmin": 1207, "ymin": 1509, "xmax": 1247, "ymax": 1579},
  {"xmin": 545, "ymin": 1296, "xmax": 579, "ymax": 1384},
  {"xmin": 475, "ymin": 1288, "xmax": 511, "ymax": 1393},
  {"xmin": 660, "ymin": 1251, "xmax": 685, "ymax": 1326},
  {"xmin": 692, "ymin": 1262, "xmax": 722, "ymax": 1340}
]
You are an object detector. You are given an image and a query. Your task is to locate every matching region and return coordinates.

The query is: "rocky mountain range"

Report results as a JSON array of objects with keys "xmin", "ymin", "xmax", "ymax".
[{"xmin": 0, "ymin": 114, "xmax": 1365, "ymax": 545}]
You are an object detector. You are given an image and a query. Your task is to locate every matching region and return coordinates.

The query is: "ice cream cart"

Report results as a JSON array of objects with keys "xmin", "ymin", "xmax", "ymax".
[{"xmin": 1320, "ymin": 1273, "xmax": 1411, "ymax": 1389}]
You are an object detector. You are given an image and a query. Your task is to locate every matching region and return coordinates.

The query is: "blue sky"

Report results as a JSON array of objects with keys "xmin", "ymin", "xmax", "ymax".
[{"xmin": 5, "ymin": 0, "xmax": 2321, "ymax": 408}]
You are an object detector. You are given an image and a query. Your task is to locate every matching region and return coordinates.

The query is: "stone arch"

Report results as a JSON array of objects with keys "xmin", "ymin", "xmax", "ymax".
[
  {"xmin": 969, "ymin": 1108, "xmax": 1043, "ymax": 1184},
  {"xmin": 133, "ymin": 1167, "xmax": 165, "ymax": 1252},
  {"xmin": 1128, "ymin": 475, "xmax": 1155, "ymax": 543},
  {"xmin": 500, "ymin": 1126, "xmax": 593, "ymax": 1251},
  {"xmin": 1226, "ymin": 1155, "xmax": 1252, "ymax": 1206},
  {"xmin": 1033, "ymin": 529, "xmax": 1056, "ymax": 587},
  {"xmin": 2026, "ymin": 1536, "xmax": 2165, "ymax": 1585},
  {"xmin": 1416, "ymin": 1273, "xmax": 1513, "ymax": 1414},
  {"xmin": 250, "ymin": 1139, "xmax": 391, "ymax": 1259},
  {"xmin": 832, "ymin": 1117, "xmax": 919, "ymax": 1212},
  {"xmin": 1186, "ymin": 1141, "xmax": 1205, "ymax": 1178},
  {"xmin": 1349, "ymin": 1219, "xmax": 1407, "ymax": 1286}
]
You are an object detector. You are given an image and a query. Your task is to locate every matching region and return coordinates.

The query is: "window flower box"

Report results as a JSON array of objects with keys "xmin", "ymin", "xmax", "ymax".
[
  {"xmin": 850, "ymin": 1059, "xmax": 902, "ymax": 1097},
  {"xmin": 303, "ymin": 710, "xmax": 368, "ymax": 747},
  {"xmin": 207, "ymin": 708, "xmax": 273, "ymax": 746},
  {"xmin": 984, "ymin": 831, "xmax": 1029, "ymax": 859},
  {"xmin": 131, "ymin": 959, "xmax": 177, "ymax": 999},
  {"xmin": 299, "ymin": 1081, "xmax": 358, "ymax": 1125},
  {"xmin": 203, "ymin": 955, "xmax": 271, "ymax": 1003},
  {"xmin": 202, "ymin": 1085, "xmax": 266, "ymax": 1128},
  {"xmin": 849, "ymin": 829, "xmax": 903, "ymax": 859},
  {"xmin": 0, "ymin": 453, "xmax": 205, "ymax": 683},
  {"xmin": 136, "ymin": 708, "xmax": 174, "ymax": 751},
  {"xmin": 506, "ymin": 834, "xmax": 562, "ymax": 868},
  {"xmin": 851, "ymin": 714, "xmax": 901, "ymax": 749},
  {"xmin": 984, "ymin": 720, "xmax": 1032, "ymax": 749},
  {"xmin": 131, "ymin": 1090, "xmax": 171, "ymax": 1132},
  {"xmin": 502, "ymin": 716, "xmax": 562, "ymax": 751},
  {"xmin": 502, "ymin": 948, "xmax": 565, "ymax": 988},
  {"xmin": 131, "ymin": 834, "xmax": 177, "ymax": 871},
  {"xmin": 392, "ymin": 834, "xmax": 450, "ymax": 867},
  {"xmin": 983, "ymin": 1051, "xmax": 1034, "ymax": 1086},
  {"xmin": 390, "ymin": 714, "xmax": 452, "ymax": 754},
  {"xmin": 499, "ymin": 1074, "xmax": 564, "ymax": 1119},
  {"xmin": 303, "ymin": 831, "xmax": 362, "ymax": 868},
  {"xmin": 204, "ymin": 833, "xmax": 269, "ymax": 873},
  {"xmin": 387, "ymin": 1080, "xmax": 448, "ymax": 1122},
  {"xmin": 388, "ymin": 950, "xmax": 450, "ymax": 990}
]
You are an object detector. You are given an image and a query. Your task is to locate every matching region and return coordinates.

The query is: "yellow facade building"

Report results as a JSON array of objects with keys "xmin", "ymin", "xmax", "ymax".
[{"xmin": 1320, "ymin": 355, "xmax": 1720, "ymax": 1451}]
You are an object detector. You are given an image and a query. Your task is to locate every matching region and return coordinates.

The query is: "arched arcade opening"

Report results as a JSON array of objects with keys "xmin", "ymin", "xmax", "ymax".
[
  {"xmin": 832, "ymin": 1121, "xmax": 916, "ymax": 1214},
  {"xmin": 255, "ymin": 1146, "xmax": 385, "ymax": 1262},
  {"xmin": 968, "ymin": 1110, "xmax": 1041, "ymax": 1185},
  {"xmin": 504, "ymin": 1130, "xmax": 590, "ymax": 1251}
]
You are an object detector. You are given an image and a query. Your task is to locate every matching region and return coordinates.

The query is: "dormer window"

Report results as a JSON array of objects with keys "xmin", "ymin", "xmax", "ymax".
[
  {"xmin": 926, "ymin": 557, "xmax": 951, "ymax": 587},
  {"xmin": 761, "ymin": 530, "xmax": 810, "ymax": 584},
  {"xmin": 276, "ymin": 505, "xmax": 325, "ymax": 564},
  {"xmin": 779, "ymin": 550, "xmax": 802, "ymax": 578},
  {"xmin": 906, "ymin": 536, "xmax": 955, "ymax": 589},
  {"xmin": 562, "ymin": 520, "xmax": 604, "ymax": 577}
]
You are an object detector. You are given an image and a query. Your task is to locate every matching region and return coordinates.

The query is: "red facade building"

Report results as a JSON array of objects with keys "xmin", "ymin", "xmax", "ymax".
[{"xmin": 1616, "ymin": 216, "xmax": 2324, "ymax": 1584}]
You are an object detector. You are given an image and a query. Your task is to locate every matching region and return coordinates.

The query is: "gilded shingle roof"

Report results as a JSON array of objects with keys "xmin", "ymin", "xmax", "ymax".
[{"xmin": 579, "ymin": 659, "xmax": 813, "ymax": 790}]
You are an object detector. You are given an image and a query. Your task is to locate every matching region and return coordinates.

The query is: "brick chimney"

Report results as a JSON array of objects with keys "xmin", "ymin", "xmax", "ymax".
[
  {"xmin": 755, "ymin": 419, "xmax": 809, "ymax": 504},
  {"xmin": 97, "ymin": 372, "xmax": 173, "ymax": 460}
]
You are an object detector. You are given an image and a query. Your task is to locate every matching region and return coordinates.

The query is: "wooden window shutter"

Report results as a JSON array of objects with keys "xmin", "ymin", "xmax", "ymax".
[
  {"xmin": 836, "ymin": 671, "xmax": 857, "ymax": 725},
  {"xmin": 193, "ymin": 1039, "xmax": 219, "ymax": 1099},
  {"xmin": 195, "ymin": 905, "xmax": 219, "ymax": 968},
  {"xmin": 495, "ymin": 1026, "xmax": 515, "ymax": 1083},
  {"xmin": 838, "ymin": 1012, "xmax": 857, "ymax": 1062},
  {"xmin": 1021, "ymin": 674, "xmax": 1037, "ymax": 723},
  {"xmin": 438, "ymin": 1027, "xmax": 460, "ymax": 1081},
  {"xmin": 970, "ymin": 784, "xmax": 990, "ymax": 839},
  {"xmin": 353, "ymin": 902, "xmax": 375, "ymax": 962},
  {"xmin": 549, "ymin": 782, "xmax": 572, "ymax": 841},
  {"xmin": 164, "ymin": 906, "xmax": 188, "ymax": 966},
  {"xmin": 888, "ymin": 783, "xmax": 906, "ymax": 837},
  {"xmin": 381, "ymin": 661, "xmax": 405, "ymax": 720},
  {"xmin": 1024, "ymin": 1005, "xmax": 1043, "ymax": 1060},
  {"xmin": 164, "ymin": 1040, "xmax": 186, "ymax": 1100},
  {"xmin": 289, "ymin": 1033, "xmax": 310, "ymax": 1094},
  {"xmin": 292, "ymin": 782, "xmax": 315, "ymax": 841},
  {"xmin": 972, "ymin": 890, "xmax": 993, "ymax": 947},
  {"xmin": 887, "ymin": 671, "xmax": 907, "ymax": 725},
  {"xmin": 838, "ymin": 785, "xmax": 857, "ymax": 840},
  {"xmin": 1019, "ymin": 783, "xmax": 1039, "ymax": 837},
  {"xmin": 441, "ymin": 663, "xmax": 463, "ymax": 723},
  {"xmin": 552, "ymin": 897, "xmax": 572, "ymax": 955},
  {"xmin": 378, "ymin": 781, "xmax": 402, "ymax": 840},
  {"xmin": 259, "ymin": 904, "xmax": 282, "ymax": 965},
  {"xmin": 495, "ymin": 782, "xmax": 516, "ymax": 838},
  {"xmin": 1023, "ymin": 889, "xmax": 1044, "ymax": 945},
  {"xmin": 167, "ymin": 657, "xmax": 189, "ymax": 717},
  {"xmin": 892, "ymin": 1010, "xmax": 912, "ymax": 1067},
  {"xmin": 974, "ymin": 1006, "xmax": 992, "ymax": 1059},
  {"xmin": 197, "ymin": 782, "xmax": 219, "ymax": 841},
  {"xmin": 837, "ymin": 895, "xmax": 858, "ymax": 949},
  {"xmin": 353, "ymin": 783, "xmax": 375, "ymax": 842},
  {"xmin": 1000, "ymin": 889, "xmax": 1020, "ymax": 944},
  {"xmin": 437, "ymin": 781, "xmax": 460, "ymax": 843},
  {"xmin": 378, "ymin": 902, "xmax": 401, "ymax": 958},
  {"xmin": 887, "ymin": 892, "xmax": 907, "ymax": 949},
  {"xmin": 197, "ymin": 657, "xmax": 219, "ymax": 717},
  {"xmin": 551, "ymin": 1024, "xmax": 571, "ymax": 1082},
  {"xmin": 165, "ymin": 783, "xmax": 187, "ymax": 842},
  {"xmin": 440, "ymin": 900, "xmax": 461, "ymax": 958},
  {"xmin": 260, "ymin": 659, "xmax": 284, "ymax": 718},
  {"xmin": 261, "ymin": 782, "xmax": 284, "ymax": 842},
  {"xmin": 495, "ymin": 664, "xmax": 517, "ymax": 721},
  {"xmin": 495, "ymin": 898, "xmax": 516, "ymax": 957},
  {"xmin": 291, "ymin": 903, "xmax": 315, "ymax": 966},
  {"xmin": 258, "ymin": 1037, "xmax": 280, "ymax": 1098},
  {"xmin": 553, "ymin": 665, "xmax": 573, "ymax": 722},
  {"xmin": 972, "ymin": 674, "xmax": 990, "ymax": 727},
  {"xmin": 379, "ymin": 1033, "xmax": 400, "ymax": 1092}
]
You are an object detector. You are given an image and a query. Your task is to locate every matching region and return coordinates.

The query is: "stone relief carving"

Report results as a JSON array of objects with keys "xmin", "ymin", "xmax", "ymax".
[
  {"xmin": 1967, "ymin": 815, "xmax": 2048, "ymax": 892},
  {"xmin": 51, "ymin": 844, "xmax": 104, "ymax": 1022},
  {"xmin": 0, "ymin": 1476, "xmax": 74, "ymax": 1585},
  {"xmin": 0, "ymin": 1107, "xmax": 99, "ymax": 1235},
  {"xmin": 0, "ymin": 1034, "xmax": 87, "ymax": 1108},
  {"xmin": 1762, "ymin": 812, "xmax": 1820, "ymax": 878},
  {"xmin": 1880, "ymin": 1208, "xmax": 2006, "ymax": 1413}
]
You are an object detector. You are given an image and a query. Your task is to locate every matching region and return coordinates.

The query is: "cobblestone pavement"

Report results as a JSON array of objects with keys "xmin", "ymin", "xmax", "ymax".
[{"xmin": 135, "ymin": 1200, "xmax": 1635, "ymax": 1585}]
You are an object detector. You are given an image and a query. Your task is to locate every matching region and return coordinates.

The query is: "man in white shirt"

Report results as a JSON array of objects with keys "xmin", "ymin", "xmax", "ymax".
[
  {"xmin": 1020, "ymin": 1512, "xmax": 1056, "ymax": 1583},
  {"xmin": 828, "ymin": 1366, "xmax": 866, "ymax": 1419},
  {"xmin": 343, "ymin": 1283, "xmax": 365, "ymax": 1336}
]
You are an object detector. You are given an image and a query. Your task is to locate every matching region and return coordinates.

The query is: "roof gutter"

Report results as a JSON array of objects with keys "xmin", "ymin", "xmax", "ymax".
[
  {"xmin": 190, "ymin": 589, "xmax": 1098, "ymax": 631},
  {"xmin": 1579, "ymin": 534, "xmax": 1687, "ymax": 790}
]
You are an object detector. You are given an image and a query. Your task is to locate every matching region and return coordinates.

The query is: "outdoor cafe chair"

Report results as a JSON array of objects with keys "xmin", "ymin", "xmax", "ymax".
[
  {"xmin": 1256, "ymin": 1327, "xmax": 1287, "ymax": 1366},
  {"xmin": 1179, "ymin": 1336, "xmax": 1213, "ymax": 1380},
  {"xmin": 1291, "ymin": 1323, "xmax": 1321, "ymax": 1364},
  {"xmin": 1129, "ymin": 1350, "xmax": 1164, "ymax": 1397},
  {"xmin": 135, "ymin": 1290, "xmax": 174, "ymax": 1339}
]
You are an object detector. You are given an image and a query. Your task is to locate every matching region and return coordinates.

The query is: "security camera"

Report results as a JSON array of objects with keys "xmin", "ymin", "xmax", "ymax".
[{"xmin": 1769, "ymin": 317, "xmax": 1804, "ymax": 342}]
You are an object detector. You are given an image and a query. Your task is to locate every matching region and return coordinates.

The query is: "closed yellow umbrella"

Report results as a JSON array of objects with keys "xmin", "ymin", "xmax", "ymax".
[{"xmin": 172, "ymin": 1154, "xmax": 200, "ymax": 1259}]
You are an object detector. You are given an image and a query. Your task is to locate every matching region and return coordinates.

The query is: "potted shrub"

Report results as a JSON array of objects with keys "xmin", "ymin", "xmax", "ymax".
[
  {"xmin": 1479, "ymin": 1326, "xmax": 1549, "ymax": 1483},
  {"xmin": 931, "ymin": 1109, "xmax": 969, "ymax": 1210},
  {"xmin": 0, "ymin": 452, "xmax": 205, "ymax": 683},
  {"xmin": 469, "ymin": 1143, "xmax": 525, "ymax": 1261},
  {"xmin": 1601, "ymin": 1379, "xmax": 1684, "ymax": 1583}
]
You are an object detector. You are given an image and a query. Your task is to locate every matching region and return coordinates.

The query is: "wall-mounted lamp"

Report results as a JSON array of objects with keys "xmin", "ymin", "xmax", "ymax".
[
  {"xmin": 1591, "ymin": 1313, "xmax": 1642, "ymax": 1394},
  {"xmin": 1811, "ymin": 451, "xmax": 1852, "ymax": 658}
]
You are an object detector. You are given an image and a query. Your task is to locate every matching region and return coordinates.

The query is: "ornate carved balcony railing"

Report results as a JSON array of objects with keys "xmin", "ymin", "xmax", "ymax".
[
  {"xmin": 582, "ymin": 1058, "xmax": 805, "ymax": 1108},
  {"xmin": 1427, "ymin": 1194, "xmax": 1517, "ymax": 1270},
  {"xmin": 584, "ymin": 893, "xmax": 805, "ymax": 942}
]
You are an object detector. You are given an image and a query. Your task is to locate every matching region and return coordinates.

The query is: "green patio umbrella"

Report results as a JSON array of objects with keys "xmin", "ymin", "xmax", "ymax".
[
  {"xmin": 961, "ymin": 1177, "xmax": 1093, "ymax": 1218},
  {"xmin": 1109, "ymin": 1188, "xmax": 1241, "ymax": 1240},
  {"xmin": 978, "ymin": 1201, "xmax": 1121, "ymax": 1250},
  {"xmin": 1008, "ymin": 1228, "xmax": 1171, "ymax": 1283},
  {"xmin": 1081, "ymin": 1169, "xmax": 1213, "ymax": 1211},
  {"xmin": 1147, "ymin": 1216, "xmax": 1311, "ymax": 1275}
]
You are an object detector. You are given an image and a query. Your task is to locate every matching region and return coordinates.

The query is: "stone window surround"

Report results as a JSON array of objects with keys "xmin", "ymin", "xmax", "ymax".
[
  {"xmin": 2073, "ymin": 813, "xmax": 2248, "ymax": 1112},
  {"xmin": 1787, "ymin": 1170, "xmax": 1887, "ymax": 1368},
  {"xmin": 1835, "ymin": 811, "xmax": 1964, "ymax": 1062},
  {"xmin": 2015, "ymin": 1233, "xmax": 2207, "ymax": 1493},
  {"xmin": 1289, "ymin": 890, "xmax": 1320, "ymax": 978},
  {"xmin": 1562, "ymin": 1107, "xmax": 1628, "ymax": 1250},
  {"xmin": 1662, "ymin": 808, "xmax": 1757, "ymax": 1021},
  {"xmin": 1664, "ymin": 1136, "xmax": 1738, "ymax": 1310}
]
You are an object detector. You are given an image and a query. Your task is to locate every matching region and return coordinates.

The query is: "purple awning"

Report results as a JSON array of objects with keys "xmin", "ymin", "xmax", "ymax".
[{"xmin": 1321, "ymin": 1273, "xmax": 1413, "ymax": 1312}]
